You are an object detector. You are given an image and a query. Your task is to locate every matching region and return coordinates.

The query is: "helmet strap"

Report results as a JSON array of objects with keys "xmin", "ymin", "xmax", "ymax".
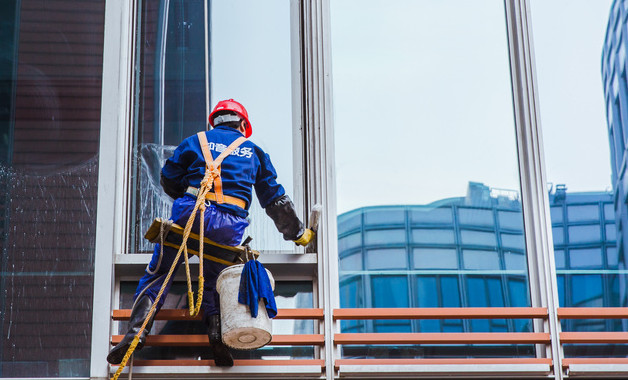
[{"xmin": 212, "ymin": 114, "xmax": 241, "ymax": 126}]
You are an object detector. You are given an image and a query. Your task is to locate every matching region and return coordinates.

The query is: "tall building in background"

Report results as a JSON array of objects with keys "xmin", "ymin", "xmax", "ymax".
[
  {"xmin": 602, "ymin": 0, "xmax": 628, "ymax": 288},
  {"xmin": 338, "ymin": 182, "xmax": 621, "ymax": 339}
]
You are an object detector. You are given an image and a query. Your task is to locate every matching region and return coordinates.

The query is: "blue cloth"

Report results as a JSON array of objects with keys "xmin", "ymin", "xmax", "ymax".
[
  {"xmin": 238, "ymin": 260, "xmax": 277, "ymax": 318},
  {"xmin": 135, "ymin": 196, "xmax": 249, "ymax": 318},
  {"xmin": 161, "ymin": 125, "xmax": 286, "ymax": 218}
]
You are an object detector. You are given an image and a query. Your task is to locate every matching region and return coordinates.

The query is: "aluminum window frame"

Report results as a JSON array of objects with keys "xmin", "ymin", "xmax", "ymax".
[{"xmin": 91, "ymin": 0, "xmax": 567, "ymax": 379}]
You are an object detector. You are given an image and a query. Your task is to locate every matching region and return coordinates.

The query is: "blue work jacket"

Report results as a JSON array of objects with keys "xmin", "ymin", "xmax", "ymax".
[{"xmin": 161, "ymin": 125, "xmax": 286, "ymax": 218}]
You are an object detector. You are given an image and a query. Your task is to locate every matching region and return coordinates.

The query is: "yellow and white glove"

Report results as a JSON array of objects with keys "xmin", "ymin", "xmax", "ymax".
[{"xmin": 294, "ymin": 228, "xmax": 315, "ymax": 247}]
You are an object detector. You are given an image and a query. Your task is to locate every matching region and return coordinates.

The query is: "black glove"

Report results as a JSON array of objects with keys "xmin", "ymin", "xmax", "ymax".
[
  {"xmin": 265, "ymin": 195, "xmax": 305, "ymax": 241},
  {"xmin": 160, "ymin": 173, "xmax": 185, "ymax": 200}
]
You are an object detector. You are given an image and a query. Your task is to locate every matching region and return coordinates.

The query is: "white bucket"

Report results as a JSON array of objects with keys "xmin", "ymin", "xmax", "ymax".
[{"xmin": 216, "ymin": 263, "xmax": 275, "ymax": 350}]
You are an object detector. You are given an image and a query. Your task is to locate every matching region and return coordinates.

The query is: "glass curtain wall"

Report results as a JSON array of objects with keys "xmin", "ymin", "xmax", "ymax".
[
  {"xmin": 125, "ymin": 0, "xmax": 308, "ymax": 361},
  {"xmin": 0, "ymin": 0, "xmax": 105, "ymax": 377},
  {"xmin": 530, "ymin": 0, "xmax": 627, "ymax": 357},
  {"xmin": 129, "ymin": 0, "xmax": 298, "ymax": 253},
  {"xmin": 332, "ymin": 0, "xmax": 532, "ymax": 358}
]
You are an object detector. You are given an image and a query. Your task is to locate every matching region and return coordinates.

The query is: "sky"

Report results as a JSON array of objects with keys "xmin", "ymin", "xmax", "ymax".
[
  {"xmin": 331, "ymin": 0, "xmax": 614, "ymax": 214},
  {"xmin": 208, "ymin": 0, "xmax": 615, "ymax": 217}
]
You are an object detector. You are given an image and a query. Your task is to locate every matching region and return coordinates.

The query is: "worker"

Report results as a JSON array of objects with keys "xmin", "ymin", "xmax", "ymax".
[{"xmin": 107, "ymin": 99, "xmax": 314, "ymax": 367}]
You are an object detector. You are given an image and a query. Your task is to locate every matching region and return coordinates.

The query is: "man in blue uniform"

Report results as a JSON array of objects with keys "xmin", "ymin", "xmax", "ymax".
[{"xmin": 107, "ymin": 99, "xmax": 314, "ymax": 367}]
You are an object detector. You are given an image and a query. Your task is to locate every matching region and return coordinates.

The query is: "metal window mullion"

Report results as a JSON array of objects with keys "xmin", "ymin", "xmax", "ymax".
[
  {"xmin": 90, "ymin": 0, "xmax": 136, "ymax": 377},
  {"xmin": 505, "ymin": 0, "xmax": 563, "ymax": 378},
  {"xmin": 303, "ymin": 0, "xmax": 337, "ymax": 378}
]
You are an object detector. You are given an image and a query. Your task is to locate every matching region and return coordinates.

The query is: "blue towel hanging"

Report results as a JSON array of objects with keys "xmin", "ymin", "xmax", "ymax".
[{"xmin": 238, "ymin": 260, "xmax": 277, "ymax": 318}]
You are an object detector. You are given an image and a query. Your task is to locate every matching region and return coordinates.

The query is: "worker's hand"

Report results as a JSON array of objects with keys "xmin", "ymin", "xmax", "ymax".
[{"xmin": 294, "ymin": 228, "xmax": 315, "ymax": 246}]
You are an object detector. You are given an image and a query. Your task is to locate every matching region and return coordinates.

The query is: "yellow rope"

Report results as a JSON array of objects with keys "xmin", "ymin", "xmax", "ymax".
[
  {"xmin": 111, "ymin": 169, "xmax": 220, "ymax": 380},
  {"xmin": 183, "ymin": 244, "xmax": 194, "ymax": 315}
]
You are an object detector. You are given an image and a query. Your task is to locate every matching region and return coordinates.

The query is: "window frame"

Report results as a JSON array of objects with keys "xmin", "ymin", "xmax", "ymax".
[{"xmin": 92, "ymin": 0, "xmax": 569, "ymax": 379}]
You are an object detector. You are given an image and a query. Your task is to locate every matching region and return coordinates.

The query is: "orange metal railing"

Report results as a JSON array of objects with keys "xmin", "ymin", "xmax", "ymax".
[
  {"xmin": 332, "ymin": 307, "xmax": 552, "ymax": 369},
  {"xmin": 110, "ymin": 308, "xmax": 325, "ymax": 369},
  {"xmin": 558, "ymin": 307, "xmax": 628, "ymax": 370}
]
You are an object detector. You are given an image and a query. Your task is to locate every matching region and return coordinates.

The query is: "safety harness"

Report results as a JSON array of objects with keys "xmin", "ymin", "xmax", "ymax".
[{"xmin": 111, "ymin": 132, "xmax": 248, "ymax": 380}]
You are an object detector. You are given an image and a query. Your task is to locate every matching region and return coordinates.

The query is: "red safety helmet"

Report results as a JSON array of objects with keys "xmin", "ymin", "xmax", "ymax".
[{"xmin": 209, "ymin": 99, "xmax": 252, "ymax": 138}]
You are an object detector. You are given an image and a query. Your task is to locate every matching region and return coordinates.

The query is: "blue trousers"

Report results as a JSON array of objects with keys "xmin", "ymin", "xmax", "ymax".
[{"xmin": 134, "ymin": 195, "xmax": 249, "ymax": 318}]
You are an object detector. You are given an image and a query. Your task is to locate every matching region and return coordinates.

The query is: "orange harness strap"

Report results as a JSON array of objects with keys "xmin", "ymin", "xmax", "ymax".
[{"xmin": 196, "ymin": 132, "xmax": 247, "ymax": 207}]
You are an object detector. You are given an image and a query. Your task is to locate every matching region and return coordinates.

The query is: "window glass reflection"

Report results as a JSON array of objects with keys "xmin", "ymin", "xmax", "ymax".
[
  {"xmin": 498, "ymin": 210, "xmax": 524, "ymax": 230},
  {"xmin": 504, "ymin": 251, "xmax": 527, "ymax": 270},
  {"xmin": 413, "ymin": 248, "xmax": 458, "ymax": 269},
  {"xmin": 0, "ymin": 0, "xmax": 104, "ymax": 375},
  {"xmin": 460, "ymin": 230, "xmax": 497, "ymax": 247},
  {"xmin": 462, "ymin": 250, "xmax": 500, "ymax": 270},
  {"xmin": 333, "ymin": 0, "xmax": 532, "ymax": 358},
  {"xmin": 569, "ymin": 248, "xmax": 604, "ymax": 269},
  {"xmin": 530, "ymin": 0, "xmax": 625, "ymax": 342},
  {"xmin": 367, "ymin": 249, "xmax": 408, "ymax": 270},
  {"xmin": 501, "ymin": 233, "xmax": 525, "ymax": 250},
  {"xmin": 458, "ymin": 208, "xmax": 494, "ymax": 227},
  {"xmin": 129, "ymin": 0, "xmax": 297, "ymax": 253},
  {"xmin": 412, "ymin": 228, "xmax": 455, "ymax": 244},
  {"xmin": 411, "ymin": 207, "xmax": 453, "ymax": 224},
  {"xmin": 568, "ymin": 205, "xmax": 600, "ymax": 222},
  {"xmin": 568, "ymin": 225, "xmax": 602, "ymax": 244},
  {"xmin": 365, "ymin": 229, "xmax": 406, "ymax": 245},
  {"xmin": 364, "ymin": 208, "xmax": 405, "ymax": 225}
]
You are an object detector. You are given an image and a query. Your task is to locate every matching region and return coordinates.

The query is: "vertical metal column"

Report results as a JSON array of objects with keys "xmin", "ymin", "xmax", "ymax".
[
  {"xmin": 505, "ymin": 0, "xmax": 563, "ymax": 378},
  {"xmin": 90, "ymin": 0, "xmax": 136, "ymax": 377},
  {"xmin": 302, "ymin": 0, "xmax": 338, "ymax": 378}
]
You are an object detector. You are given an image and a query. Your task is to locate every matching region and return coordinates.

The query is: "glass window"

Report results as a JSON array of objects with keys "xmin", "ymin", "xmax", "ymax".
[
  {"xmin": 501, "ymin": 233, "xmax": 525, "ymax": 250},
  {"xmin": 569, "ymin": 248, "xmax": 604, "ymax": 269},
  {"xmin": 411, "ymin": 207, "xmax": 453, "ymax": 224},
  {"xmin": 554, "ymin": 249, "xmax": 566, "ymax": 269},
  {"xmin": 550, "ymin": 206, "xmax": 564, "ymax": 224},
  {"xmin": 504, "ymin": 251, "xmax": 527, "ymax": 270},
  {"xmin": 498, "ymin": 210, "xmax": 524, "ymax": 230},
  {"xmin": 413, "ymin": 248, "xmax": 458, "ymax": 269},
  {"xmin": 462, "ymin": 250, "xmax": 501, "ymax": 270},
  {"xmin": 458, "ymin": 208, "xmax": 494, "ymax": 227},
  {"xmin": 340, "ymin": 252, "xmax": 363, "ymax": 272},
  {"xmin": 338, "ymin": 211, "xmax": 362, "ymax": 235},
  {"xmin": 0, "ymin": 1, "xmax": 104, "ymax": 376},
  {"xmin": 552, "ymin": 227, "xmax": 564, "ymax": 245},
  {"xmin": 530, "ymin": 0, "xmax": 625, "ymax": 320},
  {"xmin": 129, "ymin": 0, "xmax": 299, "ymax": 252},
  {"xmin": 571, "ymin": 275, "xmax": 604, "ymax": 307},
  {"xmin": 607, "ymin": 247, "xmax": 619, "ymax": 268},
  {"xmin": 364, "ymin": 208, "xmax": 405, "ymax": 225},
  {"xmin": 417, "ymin": 276, "xmax": 438, "ymax": 307},
  {"xmin": 367, "ymin": 248, "xmax": 408, "ymax": 270},
  {"xmin": 568, "ymin": 204, "xmax": 600, "ymax": 222},
  {"xmin": 338, "ymin": 232, "xmax": 362, "ymax": 252},
  {"xmin": 364, "ymin": 229, "xmax": 406, "ymax": 245},
  {"xmin": 606, "ymin": 223, "xmax": 617, "ymax": 241},
  {"xmin": 412, "ymin": 228, "xmax": 455, "ymax": 244},
  {"xmin": 460, "ymin": 230, "xmax": 497, "ymax": 247},
  {"xmin": 604, "ymin": 203, "xmax": 616, "ymax": 221},
  {"xmin": 372, "ymin": 276, "xmax": 409, "ymax": 308},
  {"xmin": 568, "ymin": 225, "xmax": 602, "ymax": 244},
  {"xmin": 332, "ymin": 0, "xmax": 532, "ymax": 350}
]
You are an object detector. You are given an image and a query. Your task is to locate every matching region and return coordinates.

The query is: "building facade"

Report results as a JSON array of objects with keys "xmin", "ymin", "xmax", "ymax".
[{"xmin": 1, "ymin": 0, "xmax": 626, "ymax": 379}]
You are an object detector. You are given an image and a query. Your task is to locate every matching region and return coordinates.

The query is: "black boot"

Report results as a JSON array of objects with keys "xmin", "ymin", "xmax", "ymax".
[
  {"xmin": 107, "ymin": 295, "xmax": 155, "ymax": 364},
  {"xmin": 207, "ymin": 314, "xmax": 233, "ymax": 367}
]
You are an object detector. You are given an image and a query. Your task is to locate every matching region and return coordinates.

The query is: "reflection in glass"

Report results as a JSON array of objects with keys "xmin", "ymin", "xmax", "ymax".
[
  {"xmin": 129, "ymin": 0, "xmax": 297, "ymax": 253},
  {"xmin": 532, "ymin": 0, "xmax": 627, "ymax": 358},
  {"xmin": 333, "ymin": 0, "xmax": 531, "ymax": 359},
  {"xmin": 0, "ymin": 0, "xmax": 104, "ymax": 376}
]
